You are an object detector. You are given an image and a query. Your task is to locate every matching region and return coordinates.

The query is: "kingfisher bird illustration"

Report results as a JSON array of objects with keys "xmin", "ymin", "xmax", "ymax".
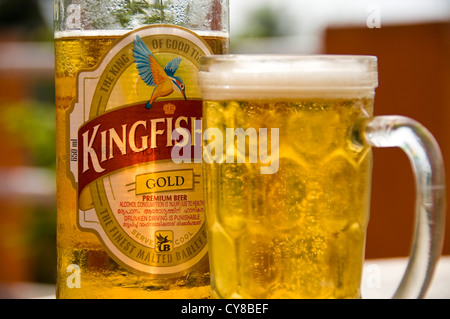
[{"xmin": 133, "ymin": 35, "xmax": 186, "ymax": 109}]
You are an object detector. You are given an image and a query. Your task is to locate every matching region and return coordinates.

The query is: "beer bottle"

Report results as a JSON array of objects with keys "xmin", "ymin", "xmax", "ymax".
[{"xmin": 54, "ymin": 0, "xmax": 229, "ymax": 299}]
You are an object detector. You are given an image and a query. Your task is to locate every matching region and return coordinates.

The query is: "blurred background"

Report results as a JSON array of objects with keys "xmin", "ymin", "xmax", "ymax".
[{"xmin": 0, "ymin": 0, "xmax": 449, "ymax": 298}]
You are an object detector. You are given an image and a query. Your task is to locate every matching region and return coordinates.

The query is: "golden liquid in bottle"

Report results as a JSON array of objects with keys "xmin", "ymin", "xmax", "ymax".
[{"xmin": 55, "ymin": 31, "xmax": 228, "ymax": 299}]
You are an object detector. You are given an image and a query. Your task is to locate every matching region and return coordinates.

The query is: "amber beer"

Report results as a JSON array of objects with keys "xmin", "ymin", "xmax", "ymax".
[
  {"xmin": 199, "ymin": 55, "xmax": 377, "ymax": 298},
  {"xmin": 202, "ymin": 98, "xmax": 373, "ymax": 298},
  {"xmin": 55, "ymin": 0, "xmax": 229, "ymax": 299}
]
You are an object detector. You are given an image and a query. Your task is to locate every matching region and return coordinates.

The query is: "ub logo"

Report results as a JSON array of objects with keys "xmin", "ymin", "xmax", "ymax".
[{"xmin": 155, "ymin": 231, "xmax": 173, "ymax": 252}]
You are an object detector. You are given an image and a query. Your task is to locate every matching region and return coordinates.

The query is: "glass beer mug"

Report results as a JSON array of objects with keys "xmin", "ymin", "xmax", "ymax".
[{"xmin": 198, "ymin": 55, "xmax": 446, "ymax": 299}]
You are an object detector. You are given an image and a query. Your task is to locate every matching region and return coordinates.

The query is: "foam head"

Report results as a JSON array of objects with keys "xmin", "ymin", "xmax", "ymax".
[{"xmin": 198, "ymin": 55, "xmax": 378, "ymax": 100}]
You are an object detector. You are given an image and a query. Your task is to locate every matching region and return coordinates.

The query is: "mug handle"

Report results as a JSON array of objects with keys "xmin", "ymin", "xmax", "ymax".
[{"xmin": 352, "ymin": 115, "xmax": 446, "ymax": 299}]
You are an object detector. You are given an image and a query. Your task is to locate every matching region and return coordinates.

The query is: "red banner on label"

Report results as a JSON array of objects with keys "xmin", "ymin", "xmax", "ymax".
[{"xmin": 77, "ymin": 99, "xmax": 202, "ymax": 194}]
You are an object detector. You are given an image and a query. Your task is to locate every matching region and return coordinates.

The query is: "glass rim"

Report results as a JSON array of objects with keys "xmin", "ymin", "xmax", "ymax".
[
  {"xmin": 199, "ymin": 54, "xmax": 378, "ymax": 74},
  {"xmin": 200, "ymin": 53, "xmax": 377, "ymax": 62}
]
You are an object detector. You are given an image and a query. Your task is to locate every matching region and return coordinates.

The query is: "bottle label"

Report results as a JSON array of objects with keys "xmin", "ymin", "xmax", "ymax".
[{"xmin": 68, "ymin": 25, "xmax": 212, "ymax": 275}]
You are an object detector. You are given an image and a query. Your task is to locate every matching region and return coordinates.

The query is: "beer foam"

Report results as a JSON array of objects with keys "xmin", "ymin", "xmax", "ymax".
[{"xmin": 199, "ymin": 55, "xmax": 378, "ymax": 100}]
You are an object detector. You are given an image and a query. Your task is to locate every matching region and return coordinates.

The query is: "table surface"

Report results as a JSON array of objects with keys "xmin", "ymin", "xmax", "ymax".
[
  {"xmin": 361, "ymin": 255, "xmax": 450, "ymax": 299},
  {"xmin": 0, "ymin": 256, "xmax": 448, "ymax": 299}
]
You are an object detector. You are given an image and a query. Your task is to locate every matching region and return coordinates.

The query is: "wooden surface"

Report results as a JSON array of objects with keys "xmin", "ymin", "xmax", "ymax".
[{"xmin": 324, "ymin": 22, "xmax": 450, "ymax": 259}]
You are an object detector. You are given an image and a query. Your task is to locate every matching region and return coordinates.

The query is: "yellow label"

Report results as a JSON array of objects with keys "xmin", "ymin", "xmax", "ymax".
[
  {"xmin": 136, "ymin": 169, "xmax": 194, "ymax": 195},
  {"xmin": 69, "ymin": 25, "xmax": 213, "ymax": 275}
]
